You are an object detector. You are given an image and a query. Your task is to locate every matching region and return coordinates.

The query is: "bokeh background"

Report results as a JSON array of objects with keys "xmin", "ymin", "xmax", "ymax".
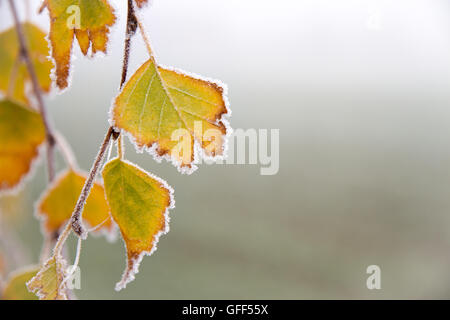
[{"xmin": 1, "ymin": 0, "xmax": 450, "ymax": 299}]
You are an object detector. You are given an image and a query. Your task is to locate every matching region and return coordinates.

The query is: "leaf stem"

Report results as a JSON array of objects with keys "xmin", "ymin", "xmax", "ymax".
[
  {"xmin": 38, "ymin": 1, "xmax": 47, "ymax": 14},
  {"xmin": 69, "ymin": 0, "xmax": 139, "ymax": 238},
  {"xmin": 135, "ymin": 12, "xmax": 156, "ymax": 61},
  {"xmin": 39, "ymin": 234, "xmax": 54, "ymax": 265},
  {"xmin": 8, "ymin": 0, "xmax": 56, "ymax": 182},
  {"xmin": 70, "ymin": 127, "xmax": 115, "ymax": 238},
  {"xmin": 51, "ymin": 0, "xmax": 137, "ymax": 256},
  {"xmin": 117, "ymin": 135, "xmax": 124, "ymax": 159},
  {"xmin": 53, "ymin": 219, "xmax": 72, "ymax": 256}
]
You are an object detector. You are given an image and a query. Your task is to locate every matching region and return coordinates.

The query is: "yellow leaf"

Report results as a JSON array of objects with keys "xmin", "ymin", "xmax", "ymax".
[
  {"xmin": 102, "ymin": 158, "xmax": 174, "ymax": 290},
  {"xmin": 0, "ymin": 23, "xmax": 53, "ymax": 106},
  {"xmin": 44, "ymin": 0, "xmax": 116, "ymax": 88},
  {"xmin": 37, "ymin": 169, "xmax": 114, "ymax": 237},
  {"xmin": 27, "ymin": 255, "xmax": 68, "ymax": 300},
  {"xmin": 0, "ymin": 99, "xmax": 45, "ymax": 193},
  {"xmin": 2, "ymin": 267, "xmax": 39, "ymax": 300},
  {"xmin": 110, "ymin": 59, "xmax": 230, "ymax": 172}
]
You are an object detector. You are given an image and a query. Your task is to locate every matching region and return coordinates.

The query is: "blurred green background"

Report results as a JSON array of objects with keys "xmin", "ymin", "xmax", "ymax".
[{"xmin": 2, "ymin": 0, "xmax": 450, "ymax": 299}]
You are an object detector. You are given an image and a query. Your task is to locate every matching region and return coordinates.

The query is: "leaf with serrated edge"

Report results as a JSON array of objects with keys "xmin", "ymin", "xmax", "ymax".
[
  {"xmin": 110, "ymin": 60, "xmax": 231, "ymax": 174},
  {"xmin": 27, "ymin": 255, "xmax": 68, "ymax": 300},
  {"xmin": 0, "ymin": 99, "xmax": 45, "ymax": 194},
  {"xmin": 2, "ymin": 267, "xmax": 39, "ymax": 300},
  {"xmin": 102, "ymin": 158, "xmax": 174, "ymax": 290},
  {"xmin": 0, "ymin": 23, "xmax": 53, "ymax": 106},
  {"xmin": 43, "ymin": 0, "xmax": 116, "ymax": 88},
  {"xmin": 36, "ymin": 169, "xmax": 114, "ymax": 239}
]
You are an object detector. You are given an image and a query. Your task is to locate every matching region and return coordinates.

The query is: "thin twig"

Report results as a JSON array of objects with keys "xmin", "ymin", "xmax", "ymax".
[
  {"xmin": 52, "ymin": 220, "xmax": 71, "ymax": 256},
  {"xmin": 135, "ymin": 12, "xmax": 156, "ymax": 60},
  {"xmin": 56, "ymin": 0, "xmax": 137, "ymax": 246},
  {"xmin": 120, "ymin": 0, "xmax": 138, "ymax": 89},
  {"xmin": 54, "ymin": 132, "xmax": 78, "ymax": 170},
  {"xmin": 8, "ymin": 0, "xmax": 56, "ymax": 182},
  {"xmin": 39, "ymin": 235, "xmax": 54, "ymax": 265},
  {"xmin": 70, "ymin": 127, "xmax": 114, "ymax": 238},
  {"xmin": 60, "ymin": 237, "xmax": 82, "ymax": 289}
]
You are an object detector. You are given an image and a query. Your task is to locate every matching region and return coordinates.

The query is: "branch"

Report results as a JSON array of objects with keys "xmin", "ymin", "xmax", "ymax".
[
  {"xmin": 8, "ymin": 0, "xmax": 56, "ymax": 182},
  {"xmin": 135, "ymin": 9, "xmax": 156, "ymax": 60},
  {"xmin": 70, "ymin": 127, "xmax": 115, "ymax": 238},
  {"xmin": 69, "ymin": 1, "xmax": 138, "ymax": 238},
  {"xmin": 120, "ymin": 0, "xmax": 138, "ymax": 89}
]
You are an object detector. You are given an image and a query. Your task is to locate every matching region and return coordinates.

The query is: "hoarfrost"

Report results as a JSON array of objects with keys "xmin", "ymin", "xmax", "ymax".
[
  {"xmin": 0, "ymin": 143, "xmax": 44, "ymax": 197},
  {"xmin": 33, "ymin": 168, "xmax": 118, "ymax": 241},
  {"xmin": 108, "ymin": 64, "xmax": 232, "ymax": 175},
  {"xmin": 110, "ymin": 159, "xmax": 175, "ymax": 291}
]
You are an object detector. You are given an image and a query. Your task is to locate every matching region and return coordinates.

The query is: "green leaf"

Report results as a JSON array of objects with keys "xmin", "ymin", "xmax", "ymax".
[
  {"xmin": 110, "ymin": 59, "xmax": 230, "ymax": 173},
  {"xmin": 102, "ymin": 158, "xmax": 174, "ymax": 290},
  {"xmin": 27, "ymin": 255, "xmax": 68, "ymax": 300}
]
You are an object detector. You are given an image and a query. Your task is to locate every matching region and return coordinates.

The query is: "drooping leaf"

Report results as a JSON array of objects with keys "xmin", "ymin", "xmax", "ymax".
[
  {"xmin": 43, "ymin": 0, "xmax": 116, "ymax": 88},
  {"xmin": 0, "ymin": 23, "xmax": 53, "ymax": 106},
  {"xmin": 102, "ymin": 158, "xmax": 174, "ymax": 290},
  {"xmin": 0, "ymin": 99, "xmax": 45, "ymax": 193},
  {"xmin": 2, "ymin": 267, "xmax": 39, "ymax": 300},
  {"xmin": 110, "ymin": 59, "xmax": 230, "ymax": 172},
  {"xmin": 27, "ymin": 255, "xmax": 68, "ymax": 300},
  {"xmin": 37, "ymin": 169, "xmax": 114, "ymax": 237}
]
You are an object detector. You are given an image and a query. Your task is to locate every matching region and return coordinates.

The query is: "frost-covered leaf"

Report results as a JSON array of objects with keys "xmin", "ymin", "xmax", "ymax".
[
  {"xmin": 110, "ymin": 59, "xmax": 230, "ymax": 172},
  {"xmin": 2, "ymin": 267, "xmax": 39, "ymax": 300},
  {"xmin": 43, "ymin": 0, "xmax": 116, "ymax": 88},
  {"xmin": 102, "ymin": 158, "xmax": 174, "ymax": 290},
  {"xmin": 37, "ymin": 169, "xmax": 114, "ymax": 237},
  {"xmin": 27, "ymin": 255, "xmax": 68, "ymax": 300},
  {"xmin": 0, "ymin": 23, "xmax": 53, "ymax": 106},
  {"xmin": 0, "ymin": 99, "xmax": 45, "ymax": 193}
]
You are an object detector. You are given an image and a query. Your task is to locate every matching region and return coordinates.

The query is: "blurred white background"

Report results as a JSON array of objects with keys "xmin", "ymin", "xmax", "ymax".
[{"xmin": 1, "ymin": 0, "xmax": 450, "ymax": 299}]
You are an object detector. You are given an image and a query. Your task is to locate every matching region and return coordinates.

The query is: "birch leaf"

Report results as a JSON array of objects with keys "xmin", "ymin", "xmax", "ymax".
[
  {"xmin": 0, "ymin": 100, "xmax": 45, "ymax": 193},
  {"xmin": 0, "ymin": 23, "xmax": 53, "ymax": 106},
  {"xmin": 43, "ymin": 0, "xmax": 116, "ymax": 88},
  {"xmin": 27, "ymin": 255, "xmax": 68, "ymax": 300},
  {"xmin": 2, "ymin": 267, "xmax": 39, "ymax": 300},
  {"xmin": 37, "ymin": 169, "xmax": 113, "ymax": 237},
  {"xmin": 110, "ymin": 59, "xmax": 230, "ymax": 172},
  {"xmin": 102, "ymin": 158, "xmax": 174, "ymax": 290}
]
